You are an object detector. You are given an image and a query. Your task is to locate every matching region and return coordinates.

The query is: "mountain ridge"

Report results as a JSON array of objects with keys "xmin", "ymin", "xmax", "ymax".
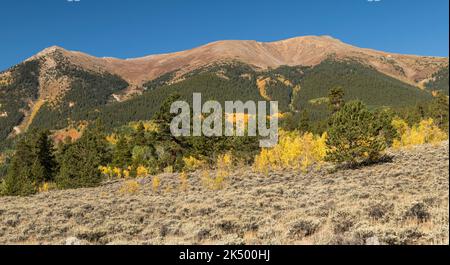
[
  {"xmin": 20, "ymin": 35, "xmax": 449, "ymax": 87},
  {"xmin": 0, "ymin": 35, "xmax": 448, "ymax": 147}
]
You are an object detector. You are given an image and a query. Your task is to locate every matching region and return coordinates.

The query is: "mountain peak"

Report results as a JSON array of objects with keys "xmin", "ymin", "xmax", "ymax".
[
  {"xmin": 19, "ymin": 36, "xmax": 448, "ymax": 87},
  {"xmin": 37, "ymin": 45, "xmax": 67, "ymax": 56}
]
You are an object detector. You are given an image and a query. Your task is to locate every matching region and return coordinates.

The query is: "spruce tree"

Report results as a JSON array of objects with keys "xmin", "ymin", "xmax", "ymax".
[
  {"xmin": 56, "ymin": 120, "xmax": 111, "ymax": 189},
  {"xmin": 328, "ymin": 86, "xmax": 345, "ymax": 114},
  {"xmin": 326, "ymin": 100, "xmax": 388, "ymax": 167},
  {"xmin": 430, "ymin": 92, "xmax": 449, "ymax": 132},
  {"xmin": 3, "ymin": 130, "xmax": 56, "ymax": 196},
  {"xmin": 298, "ymin": 109, "xmax": 311, "ymax": 133},
  {"xmin": 112, "ymin": 135, "xmax": 132, "ymax": 167}
]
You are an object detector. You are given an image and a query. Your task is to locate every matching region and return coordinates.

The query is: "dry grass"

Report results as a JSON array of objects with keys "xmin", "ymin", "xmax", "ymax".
[{"xmin": 0, "ymin": 142, "xmax": 448, "ymax": 245}]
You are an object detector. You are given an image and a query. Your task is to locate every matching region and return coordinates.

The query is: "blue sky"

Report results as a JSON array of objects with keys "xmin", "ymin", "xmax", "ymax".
[{"xmin": 0, "ymin": 0, "xmax": 448, "ymax": 71}]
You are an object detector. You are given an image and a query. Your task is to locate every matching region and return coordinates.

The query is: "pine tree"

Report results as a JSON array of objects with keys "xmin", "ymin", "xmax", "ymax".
[
  {"xmin": 153, "ymin": 94, "xmax": 182, "ymax": 141},
  {"xmin": 326, "ymin": 101, "xmax": 389, "ymax": 167},
  {"xmin": 3, "ymin": 129, "xmax": 56, "ymax": 196},
  {"xmin": 112, "ymin": 135, "xmax": 132, "ymax": 167},
  {"xmin": 429, "ymin": 92, "xmax": 449, "ymax": 132},
  {"xmin": 56, "ymin": 120, "xmax": 111, "ymax": 189},
  {"xmin": 298, "ymin": 109, "xmax": 311, "ymax": 133},
  {"xmin": 328, "ymin": 86, "xmax": 345, "ymax": 114}
]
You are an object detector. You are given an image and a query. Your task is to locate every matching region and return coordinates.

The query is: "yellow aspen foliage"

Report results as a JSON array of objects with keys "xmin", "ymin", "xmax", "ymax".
[
  {"xmin": 392, "ymin": 118, "xmax": 448, "ymax": 149},
  {"xmin": 164, "ymin": 166, "xmax": 174, "ymax": 174},
  {"xmin": 99, "ymin": 166, "xmax": 114, "ymax": 179},
  {"xmin": 200, "ymin": 170, "xmax": 226, "ymax": 190},
  {"xmin": 216, "ymin": 152, "xmax": 233, "ymax": 170},
  {"xmin": 253, "ymin": 130, "xmax": 328, "ymax": 173},
  {"xmin": 152, "ymin": 176, "xmax": 161, "ymax": 192},
  {"xmin": 123, "ymin": 169, "xmax": 130, "ymax": 179},
  {"xmin": 182, "ymin": 156, "xmax": 206, "ymax": 172},
  {"xmin": 131, "ymin": 121, "xmax": 159, "ymax": 132},
  {"xmin": 179, "ymin": 172, "xmax": 189, "ymax": 192},
  {"xmin": 38, "ymin": 182, "xmax": 57, "ymax": 193},
  {"xmin": 113, "ymin": 167, "xmax": 122, "ymax": 178},
  {"xmin": 136, "ymin": 165, "xmax": 149, "ymax": 178},
  {"xmin": 119, "ymin": 180, "xmax": 140, "ymax": 195},
  {"xmin": 106, "ymin": 134, "xmax": 119, "ymax": 145}
]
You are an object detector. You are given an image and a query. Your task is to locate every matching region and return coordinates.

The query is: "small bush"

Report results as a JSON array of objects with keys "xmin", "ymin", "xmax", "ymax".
[
  {"xmin": 179, "ymin": 172, "xmax": 189, "ymax": 191},
  {"xmin": 152, "ymin": 176, "xmax": 161, "ymax": 192},
  {"xmin": 404, "ymin": 202, "xmax": 430, "ymax": 223},
  {"xmin": 182, "ymin": 156, "xmax": 206, "ymax": 172},
  {"xmin": 119, "ymin": 180, "xmax": 141, "ymax": 195},
  {"xmin": 289, "ymin": 219, "xmax": 321, "ymax": 239},
  {"xmin": 38, "ymin": 182, "xmax": 57, "ymax": 193}
]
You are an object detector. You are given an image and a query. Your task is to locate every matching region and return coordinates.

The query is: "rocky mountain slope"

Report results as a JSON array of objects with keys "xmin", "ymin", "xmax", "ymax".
[
  {"xmin": 0, "ymin": 36, "xmax": 448, "ymax": 147},
  {"xmin": 0, "ymin": 142, "xmax": 448, "ymax": 245},
  {"xmin": 24, "ymin": 35, "xmax": 448, "ymax": 86}
]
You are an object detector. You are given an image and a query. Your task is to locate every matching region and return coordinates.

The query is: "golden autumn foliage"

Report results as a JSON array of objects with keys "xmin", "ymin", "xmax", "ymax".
[
  {"xmin": 99, "ymin": 165, "xmax": 148, "ymax": 179},
  {"xmin": 106, "ymin": 134, "xmax": 119, "ymax": 145},
  {"xmin": 179, "ymin": 172, "xmax": 189, "ymax": 192},
  {"xmin": 216, "ymin": 152, "xmax": 233, "ymax": 170},
  {"xmin": 253, "ymin": 130, "xmax": 328, "ymax": 173},
  {"xmin": 38, "ymin": 182, "xmax": 57, "ymax": 193},
  {"xmin": 152, "ymin": 176, "xmax": 161, "ymax": 192},
  {"xmin": 119, "ymin": 180, "xmax": 141, "ymax": 195},
  {"xmin": 130, "ymin": 121, "xmax": 159, "ymax": 132},
  {"xmin": 201, "ymin": 170, "xmax": 226, "ymax": 190},
  {"xmin": 136, "ymin": 165, "xmax": 149, "ymax": 178},
  {"xmin": 392, "ymin": 118, "xmax": 448, "ymax": 149},
  {"xmin": 182, "ymin": 156, "xmax": 207, "ymax": 172}
]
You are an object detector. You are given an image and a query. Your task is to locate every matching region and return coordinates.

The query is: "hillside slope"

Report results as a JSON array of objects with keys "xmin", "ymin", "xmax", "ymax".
[{"xmin": 0, "ymin": 142, "xmax": 448, "ymax": 245}]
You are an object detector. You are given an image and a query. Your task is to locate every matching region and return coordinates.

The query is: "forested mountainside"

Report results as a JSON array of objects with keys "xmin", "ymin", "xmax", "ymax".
[
  {"xmin": 74, "ymin": 59, "xmax": 434, "ymax": 130},
  {"xmin": 0, "ymin": 36, "xmax": 448, "ymax": 150},
  {"xmin": 424, "ymin": 66, "xmax": 449, "ymax": 95}
]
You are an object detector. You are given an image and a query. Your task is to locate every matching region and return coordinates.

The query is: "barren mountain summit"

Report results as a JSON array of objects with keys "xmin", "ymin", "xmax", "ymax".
[{"xmin": 27, "ymin": 35, "xmax": 448, "ymax": 86}]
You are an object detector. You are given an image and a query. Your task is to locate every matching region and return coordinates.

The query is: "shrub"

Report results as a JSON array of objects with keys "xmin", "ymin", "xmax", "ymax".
[
  {"xmin": 253, "ymin": 130, "xmax": 327, "ymax": 173},
  {"xmin": 392, "ymin": 118, "xmax": 447, "ymax": 149},
  {"xmin": 136, "ymin": 165, "xmax": 149, "ymax": 178},
  {"xmin": 118, "ymin": 180, "xmax": 141, "ymax": 195},
  {"xmin": 404, "ymin": 202, "xmax": 430, "ymax": 223},
  {"xmin": 38, "ymin": 182, "xmax": 57, "ymax": 193},
  {"xmin": 183, "ymin": 156, "xmax": 206, "ymax": 172},
  {"xmin": 152, "ymin": 176, "xmax": 161, "ymax": 192},
  {"xmin": 326, "ymin": 101, "xmax": 392, "ymax": 166},
  {"xmin": 201, "ymin": 170, "xmax": 226, "ymax": 190},
  {"xmin": 179, "ymin": 172, "xmax": 189, "ymax": 191}
]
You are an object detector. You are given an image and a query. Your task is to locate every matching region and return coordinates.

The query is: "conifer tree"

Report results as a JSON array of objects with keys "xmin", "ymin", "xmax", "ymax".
[
  {"xmin": 430, "ymin": 92, "xmax": 449, "ymax": 132},
  {"xmin": 3, "ymin": 129, "xmax": 56, "ymax": 196},
  {"xmin": 298, "ymin": 109, "xmax": 311, "ymax": 133},
  {"xmin": 113, "ymin": 135, "xmax": 132, "ymax": 167},
  {"xmin": 326, "ymin": 101, "xmax": 389, "ymax": 167},
  {"xmin": 328, "ymin": 86, "xmax": 345, "ymax": 114},
  {"xmin": 56, "ymin": 120, "xmax": 111, "ymax": 189}
]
